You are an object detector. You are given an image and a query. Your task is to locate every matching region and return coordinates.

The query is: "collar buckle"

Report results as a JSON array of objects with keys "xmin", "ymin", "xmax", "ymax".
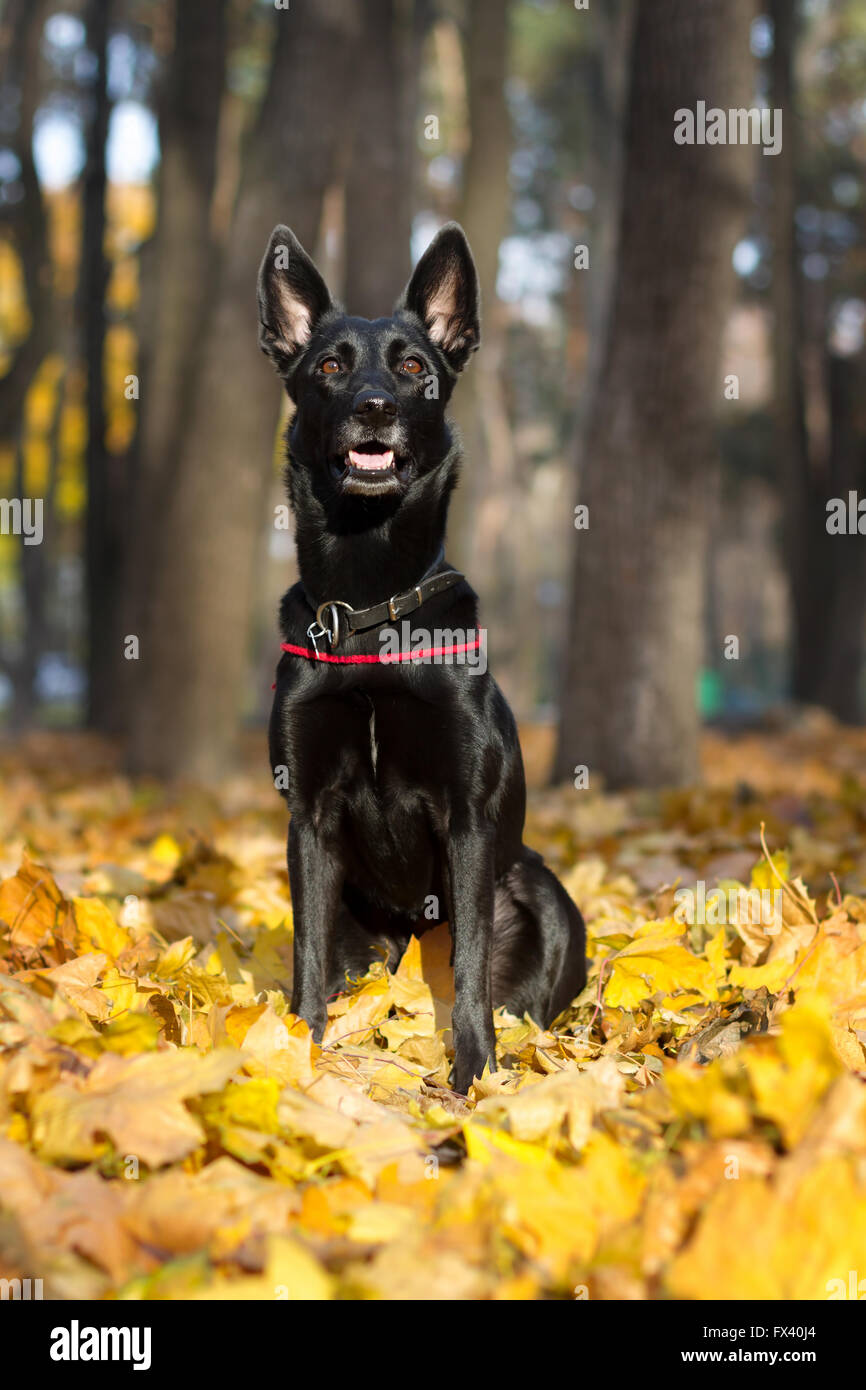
[{"xmin": 387, "ymin": 585, "xmax": 423, "ymax": 622}]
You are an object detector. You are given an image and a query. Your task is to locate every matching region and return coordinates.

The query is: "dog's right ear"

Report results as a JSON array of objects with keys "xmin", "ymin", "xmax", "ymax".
[{"xmin": 257, "ymin": 226, "xmax": 332, "ymax": 373}]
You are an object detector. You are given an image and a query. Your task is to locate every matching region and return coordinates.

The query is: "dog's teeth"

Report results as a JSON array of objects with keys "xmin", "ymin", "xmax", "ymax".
[{"xmin": 348, "ymin": 449, "xmax": 395, "ymax": 471}]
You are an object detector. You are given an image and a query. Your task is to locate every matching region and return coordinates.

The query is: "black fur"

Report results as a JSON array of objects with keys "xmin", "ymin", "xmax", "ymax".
[{"xmin": 261, "ymin": 222, "xmax": 586, "ymax": 1092}]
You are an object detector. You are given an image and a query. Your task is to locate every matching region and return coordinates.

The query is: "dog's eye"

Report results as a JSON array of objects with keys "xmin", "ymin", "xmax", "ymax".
[
  {"xmin": 400, "ymin": 357, "xmax": 423, "ymax": 375},
  {"xmin": 320, "ymin": 358, "xmax": 342, "ymax": 375}
]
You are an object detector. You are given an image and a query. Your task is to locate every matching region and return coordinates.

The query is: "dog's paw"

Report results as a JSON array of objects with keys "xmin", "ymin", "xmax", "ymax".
[
  {"xmin": 451, "ymin": 1049, "xmax": 495, "ymax": 1096},
  {"xmin": 291, "ymin": 1000, "xmax": 327, "ymax": 1044}
]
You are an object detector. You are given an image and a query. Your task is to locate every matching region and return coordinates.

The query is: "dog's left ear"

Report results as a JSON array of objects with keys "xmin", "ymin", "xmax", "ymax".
[
  {"xmin": 258, "ymin": 225, "xmax": 333, "ymax": 374},
  {"xmin": 397, "ymin": 223, "xmax": 480, "ymax": 372}
]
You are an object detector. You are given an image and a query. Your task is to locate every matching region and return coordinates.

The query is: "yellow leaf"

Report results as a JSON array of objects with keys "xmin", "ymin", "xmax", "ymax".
[
  {"xmin": 0, "ymin": 857, "xmax": 73, "ymax": 956},
  {"xmin": 148, "ymin": 834, "xmax": 183, "ymax": 869},
  {"xmin": 186, "ymin": 1235, "xmax": 333, "ymax": 1301},
  {"xmin": 742, "ymin": 998, "xmax": 841, "ymax": 1146},
  {"xmin": 203, "ymin": 1077, "xmax": 281, "ymax": 1135},
  {"xmin": 240, "ymin": 1004, "xmax": 289, "ymax": 1055},
  {"xmin": 666, "ymin": 1062, "xmax": 752, "ymax": 1138},
  {"xmin": 99, "ymin": 967, "xmax": 139, "ymax": 1017},
  {"xmin": 240, "ymin": 1008, "xmax": 316, "ymax": 1086},
  {"xmin": 31, "ymin": 1048, "xmax": 241, "ymax": 1167},
  {"xmin": 606, "ymin": 937, "xmax": 717, "ymax": 1010},
  {"xmin": 155, "ymin": 936, "xmax": 196, "ymax": 980},
  {"xmin": 704, "ymin": 926, "xmax": 728, "ymax": 981},
  {"xmin": 38, "ymin": 952, "xmax": 112, "ymax": 1020},
  {"xmin": 390, "ymin": 937, "xmax": 436, "ymax": 1033},
  {"xmin": 73, "ymin": 897, "xmax": 129, "ymax": 961},
  {"xmin": 751, "ymin": 851, "xmax": 789, "ymax": 891},
  {"xmin": 474, "ymin": 1058, "xmax": 624, "ymax": 1152},
  {"xmin": 464, "ymin": 1126, "xmax": 645, "ymax": 1276},
  {"xmin": 668, "ymin": 1159, "xmax": 866, "ymax": 1300},
  {"xmin": 729, "ymin": 957, "xmax": 792, "ymax": 992},
  {"xmin": 101, "ymin": 1011, "xmax": 163, "ymax": 1054},
  {"xmin": 323, "ymin": 975, "xmax": 392, "ymax": 1047}
]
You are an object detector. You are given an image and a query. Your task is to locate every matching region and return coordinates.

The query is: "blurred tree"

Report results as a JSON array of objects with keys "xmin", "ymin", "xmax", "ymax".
[
  {"xmin": 133, "ymin": 0, "xmax": 228, "ymax": 542},
  {"xmin": 770, "ymin": 0, "xmax": 866, "ymax": 723},
  {"xmin": 770, "ymin": 0, "xmax": 817, "ymax": 716},
  {"xmin": 445, "ymin": 0, "xmax": 533, "ymax": 708},
  {"xmin": 122, "ymin": 0, "xmax": 228, "ymax": 726},
  {"xmin": 80, "ymin": 0, "xmax": 118, "ymax": 730},
  {"xmin": 581, "ymin": 0, "xmax": 633, "ymax": 394},
  {"xmin": 489, "ymin": 3, "xmax": 616, "ymax": 713},
  {"xmin": 128, "ymin": 0, "xmax": 362, "ymax": 781},
  {"xmin": 0, "ymin": 0, "xmax": 50, "ymax": 446},
  {"xmin": 554, "ymin": 0, "xmax": 754, "ymax": 788},
  {"xmin": 449, "ymin": 0, "xmax": 512, "ymax": 574},
  {"xmin": 342, "ymin": 0, "xmax": 424, "ymax": 316},
  {"xmin": 0, "ymin": 0, "xmax": 52, "ymax": 722},
  {"xmin": 817, "ymin": 351, "xmax": 866, "ymax": 719}
]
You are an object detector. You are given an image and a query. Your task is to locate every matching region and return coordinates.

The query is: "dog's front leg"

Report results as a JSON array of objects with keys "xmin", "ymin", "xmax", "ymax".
[
  {"xmin": 287, "ymin": 817, "xmax": 343, "ymax": 1041},
  {"xmin": 447, "ymin": 823, "xmax": 497, "ymax": 1093}
]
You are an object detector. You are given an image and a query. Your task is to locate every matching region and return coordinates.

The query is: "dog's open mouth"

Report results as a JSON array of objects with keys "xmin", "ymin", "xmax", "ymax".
[
  {"xmin": 334, "ymin": 441, "xmax": 409, "ymax": 493},
  {"xmin": 348, "ymin": 447, "xmax": 394, "ymax": 473}
]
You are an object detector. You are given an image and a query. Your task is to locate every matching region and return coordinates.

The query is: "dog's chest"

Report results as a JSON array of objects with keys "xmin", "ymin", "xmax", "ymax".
[
  {"xmin": 299, "ymin": 687, "xmax": 449, "ymax": 893},
  {"xmin": 279, "ymin": 683, "xmax": 455, "ymax": 817},
  {"xmin": 346, "ymin": 688, "xmax": 452, "ymax": 801}
]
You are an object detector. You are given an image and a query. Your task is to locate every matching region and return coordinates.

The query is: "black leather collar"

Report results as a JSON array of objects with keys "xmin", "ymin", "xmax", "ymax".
[{"xmin": 303, "ymin": 549, "xmax": 464, "ymax": 653}]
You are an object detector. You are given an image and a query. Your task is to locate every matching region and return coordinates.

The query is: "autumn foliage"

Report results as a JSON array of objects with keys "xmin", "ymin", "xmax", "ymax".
[{"xmin": 2, "ymin": 724, "xmax": 866, "ymax": 1300}]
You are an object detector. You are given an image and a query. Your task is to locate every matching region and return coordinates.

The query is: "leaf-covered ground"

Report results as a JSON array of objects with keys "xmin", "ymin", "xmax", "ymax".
[{"xmin": 2, "ymin": 716, "xmax": 866, "ymax": 1301}]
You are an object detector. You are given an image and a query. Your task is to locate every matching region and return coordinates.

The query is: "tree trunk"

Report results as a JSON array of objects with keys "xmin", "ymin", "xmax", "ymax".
[
  {"xmin": 12, "ymin": 369, "xmax": 64, "ymax": 726},
  {"xmin": 811, "ymin": 351, "xmax": 866, "ymax": 721},
  {"xmin": 582, "ymin": 0, "xmax": 634, "ymax": 396},
  {"xmin": 133, "ymin": 0, "xmax": 228, "ymax": 524},
  {"xmin": 767, "ymin": 0, "xmax": 864, "ymax": 721},
  {"xmin": 122, "ymin": 0, "xmax": 228, "ymax": 725},
  {"xmin": 128, "ymin": 1, "xmax": 361, "ymax": 782},
  {"xmin": 80, "ymin": 0, "xmax": 119, "ymax": 730},
  {"xmin": 768, "ymin": 0, "xmax": 824, "ymax": 707},
  {"xmin": 342, "ymin": 0, "xmax": 415, "ymax": 316},
  {"xmin": 448, "ymin": 0, "xmax": 512, "ymax": 574},
  {"xmin": 553, "ymin": 0, "xmax": 753, "ymax": 789},
  {"xmin": 443, "ymin": 0, "xmax": 531, "ymax": 707},
  {"xmin": 0, "ymin": 0, "xmax": 51, "ymax": 714},
  {"xmin": 0, "ymin": 0, "xmax": 50, "ymax": 446}
]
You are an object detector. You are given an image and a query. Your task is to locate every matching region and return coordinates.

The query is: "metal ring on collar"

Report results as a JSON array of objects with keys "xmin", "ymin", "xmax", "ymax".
[{"xmin": 315, "ymin": 599, "xmax": 354, "ymax": 649}]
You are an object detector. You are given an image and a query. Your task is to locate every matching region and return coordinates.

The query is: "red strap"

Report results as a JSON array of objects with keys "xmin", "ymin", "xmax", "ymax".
[
  {"xmin": 271, "ymin": 634, "xmax": 484, "ymax": 685},
  {"xmin": 278, "ymin": 635, "xmax": 483, "ymax": 665}
]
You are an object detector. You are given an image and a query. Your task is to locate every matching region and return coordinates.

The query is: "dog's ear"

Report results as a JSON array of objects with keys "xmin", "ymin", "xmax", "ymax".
[
  {"xmin": 258, "ymin": 225, "xmax": 332, "ymax": 373},
  {"xmin": 397, "ymin": 223, "xmax": 480, "ymax": 372}
]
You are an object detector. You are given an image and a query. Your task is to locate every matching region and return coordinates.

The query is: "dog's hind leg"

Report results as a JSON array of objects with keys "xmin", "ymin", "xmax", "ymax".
[
  {"xmin": 491, "ymin": 849, "xmax": 587, "ymax": 1027},
  {"xmin": 322, "ymin": 900, "xmax": 407, "ymax": 1003}
]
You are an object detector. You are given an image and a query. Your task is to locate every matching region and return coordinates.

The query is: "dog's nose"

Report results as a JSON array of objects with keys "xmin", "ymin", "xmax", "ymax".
[{"xmin": 352, "ymin": 388, "xmax": 397, "ymax": 421}]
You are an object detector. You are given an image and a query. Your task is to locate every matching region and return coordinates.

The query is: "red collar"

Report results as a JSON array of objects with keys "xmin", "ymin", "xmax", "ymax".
[{"xmin": 278, "ymin": 634, "xmax": 484, "ymax": 665}]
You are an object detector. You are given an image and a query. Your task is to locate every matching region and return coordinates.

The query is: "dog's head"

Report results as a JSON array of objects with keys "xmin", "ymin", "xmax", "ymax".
[{"xmin": 257, "ymin": 223, "xmax": 479, "ymax": 500}]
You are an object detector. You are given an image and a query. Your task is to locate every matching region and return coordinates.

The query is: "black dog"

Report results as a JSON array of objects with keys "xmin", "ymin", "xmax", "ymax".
[{"xmin": 260, "ymin": 222, "xmax": 586, "ymax": 1092}]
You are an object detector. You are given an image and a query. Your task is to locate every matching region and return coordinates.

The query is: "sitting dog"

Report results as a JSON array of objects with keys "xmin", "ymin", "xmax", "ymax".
[{"xmin": 260, "ymin": 222, "xmax": 586, "ymax": 1092}]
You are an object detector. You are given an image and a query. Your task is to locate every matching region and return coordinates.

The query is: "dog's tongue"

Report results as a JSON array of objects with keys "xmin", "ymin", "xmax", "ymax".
[{"xmin": 348, "ymin": 449, "xmax": 394, "ymax": 471}]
